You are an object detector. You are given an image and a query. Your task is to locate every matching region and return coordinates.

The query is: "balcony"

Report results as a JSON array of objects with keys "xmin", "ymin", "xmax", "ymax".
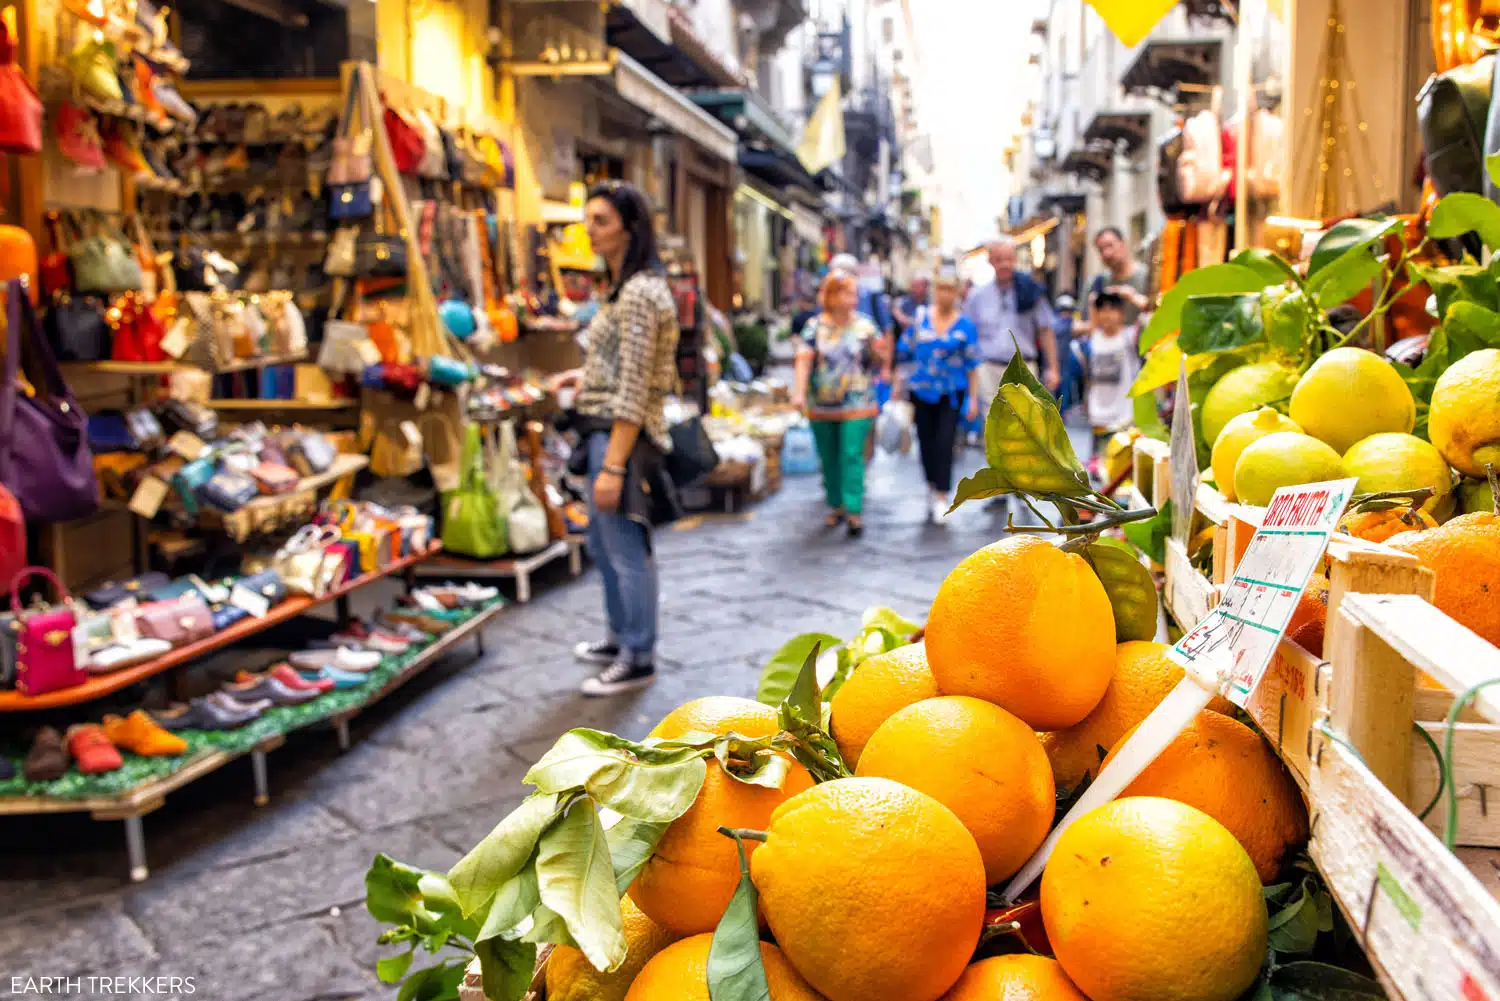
[
  {"xmin": 1083, "ymin": 110, "xmax": 1151, "ymax": 154},
  {"xmin": 1181, "ymin": 0, "xmax": 1238, "ymax": 25},
  {"xmin": 740, "ymin": 0, "xmax": 809, "ymax": 53},
  {"xmin": 1060, "ymin": 141, "xmax": 1115, "ymax": 184},
  {"xmin": 1120, "ymin": 37, "xmax": 1224, "ymax": 103}
]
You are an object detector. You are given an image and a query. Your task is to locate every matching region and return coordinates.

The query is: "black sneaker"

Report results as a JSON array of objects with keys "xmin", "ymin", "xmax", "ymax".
[
  {"xmin": 580, "ymin": 660, "xmax": 656, "ymax": 697},
  {"xmin": 573, "ymin": 640, "xmax": 620, "ymax": 665}
]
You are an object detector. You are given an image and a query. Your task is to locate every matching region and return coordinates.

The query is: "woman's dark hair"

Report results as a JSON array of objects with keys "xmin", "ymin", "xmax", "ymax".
[{"xmin": 587, "ymin": 181, "xmax": 662, "ymax": 301}]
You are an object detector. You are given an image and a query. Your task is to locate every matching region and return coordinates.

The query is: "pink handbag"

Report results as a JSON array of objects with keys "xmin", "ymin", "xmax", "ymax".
[
  {"xmin": 12, "ymin": 566, "xmax": 86, "ymax": 695},
  {"xmin": 1176, "ymin": 109, "xmax": 1228, "ymax": 205},
  {"xmin": 135, "ymin": 594, "xmax": 213, "ymax": 646}
]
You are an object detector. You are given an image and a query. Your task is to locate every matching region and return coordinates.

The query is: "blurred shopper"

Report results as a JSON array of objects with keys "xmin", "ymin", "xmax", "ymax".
[
  {"xmin": 893, "ymin": 274, "xmax": 931, "ymax": 331},
  {"xmin": 830, "ymin": 252, "xmax": 893, "ymax": 335},
  {"xmin": 1052, "ymin": 293, "xmax": 1084, "ymax": 415},
  {"xmin": 964, "ymin": 239, "xmax": 1062, "ymax": 415},
  {"xmin": 792, "ymin": 269, "xmax": 888, "ymax": 537},
  {"xmin": 1074, "ymin": 289, "xmax": 1141, "ymax": 450},
  {"xmin": 896, "ymin": 267, "xmax": 981, "ymax": 523},
  {"xmin": 550, "ymin": 181, "xmax": 679, "ymax": 696},
  {"xmin": 1081, "ymin": 227, "xmax": 1151, "ymax": 330}
]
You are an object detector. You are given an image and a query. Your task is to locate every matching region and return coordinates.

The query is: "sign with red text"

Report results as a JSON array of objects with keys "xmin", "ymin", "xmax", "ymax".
[{"xmin": 1168, "ymin": 478, "xmax": 1357, "ymax": 705}]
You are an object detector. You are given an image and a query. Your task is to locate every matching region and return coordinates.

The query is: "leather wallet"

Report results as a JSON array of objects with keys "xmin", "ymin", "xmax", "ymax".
[
  {"xmin": 125, "ymin": 406, "xmax": 165, "ymax": 451},
  {"xmin": 172, "ymin": 457, "xmax": 218, "ymax": 515},
  {"xmin": 88, "ymin": 638, "xmax": 172, "ymax": 673},
  {"xmin": 146, "ymin": 577, "xmax": 204, "ymax": 603},
  {"xmin": 85, "ymin": 572, "xmax": 171, "ymax": 609},
  {"xmin": 200, "ymin": 471, "xmax": 260, "ymax": 512},
  {"xmin": 160, "ymin": 399, "xmax": 219, "ymax": 440},
  {"xmin": 210, "ymin": 602, "xmax": 250, "ymax": 630},
  {"xmin": 136, "ymin": 594, "xmax": 214, "ymax": 646},
  {"xmin": 251, "ymin": 462, "xmax": 299, "ymax": 494}
]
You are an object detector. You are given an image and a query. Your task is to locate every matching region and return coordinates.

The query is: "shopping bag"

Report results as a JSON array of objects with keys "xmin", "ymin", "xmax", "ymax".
[
  {"xmin": 440, "ymin": 424, "xmax": 505, "ymax": 559},
  {"xmin": 877, "ymin": 400, "xmax": 914, "ymax": 456}
]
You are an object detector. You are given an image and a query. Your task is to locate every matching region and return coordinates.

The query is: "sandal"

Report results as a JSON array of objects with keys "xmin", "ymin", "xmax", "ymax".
[
  {"xmin": 825, "ymin": 509, "xmax": 846, "ymax": 528},
  {"xmin": 846, "ymin": 516, "xmax": 864, "ymax": 538}
]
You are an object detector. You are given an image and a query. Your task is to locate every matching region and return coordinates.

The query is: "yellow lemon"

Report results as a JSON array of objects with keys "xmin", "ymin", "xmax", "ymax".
[
  {"xmin": 1341, "ymin": 433, "xmax": 1453, "ymax": 511},
  {"xmin": 1233, "ymin": 432, "xmax": 1343, "ymax": 507},
  {"xmin": 1289, "ymin": 348, "xmax": 1415, "ymax": 454},
  {"xmin": 1210, "ymin": 408, "xmax": 1302, "ymax": 501},
  {"xmin": 1201, "ymin": 363, "xmax": 1299, "ymax": 449},
  {"xmin": 1429, "ymin": 348, "xmax": 1500, "ymax": 479}
]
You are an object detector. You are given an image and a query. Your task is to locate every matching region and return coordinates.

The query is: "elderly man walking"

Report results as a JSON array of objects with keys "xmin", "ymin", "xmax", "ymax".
[{"xmin": 964, "ymin": 240, "xmax": 1062, "ymax": 421}]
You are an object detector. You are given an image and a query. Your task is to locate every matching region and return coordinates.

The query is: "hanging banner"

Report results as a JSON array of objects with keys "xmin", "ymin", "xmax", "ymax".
[{"xmin": 1084, "ymin": 0, "xmax": 1179, "ymax": 47}]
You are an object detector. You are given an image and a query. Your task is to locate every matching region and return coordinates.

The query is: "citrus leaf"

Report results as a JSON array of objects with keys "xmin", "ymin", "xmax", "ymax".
[
  {"xmin": 1307, "ymin": 248, "xmax": 1385, "ymax": 311},
  {"xmin": 756, "ymin": 633, "xmax": 842, "ymax": 706},
  {"xmin": 1308, "ymin": 217, "xmax": 1402, "ymax": 277},
  {"xmin": 861, "ymin": 606, "xmax": 921, "ymax": 637},
  {"xmin": 1263, "ymin": 288, "xmax": 1311, "ymax": 355},
  {"xmin": 396, "ymin": 961, "xmax": 468, "ymax": 1001},
  {"xmin": 1232, "ymin": 248, "xmax": 1299, "ymax": 285},
  {"xmin": 474, "ymin": 938, "xmax": 536, "ymax": 1001},
  {"xmin": 1444, "ymin": 300, "xmax": 1500, "ymax": 357},
  {"xmin": 1140, "ymin": 263, "xmax": 1270, "ymax": 353},
  {"xmin": 1122, "ymin": 499, "xmax": 1172, "ymax": 564},
  {"xmin": 1076, "ymin": 537, "xmax": 1158, "ymax": 642},
  {"xmin": 1266, "ymin": 962, "xmax": 1385, "ymax": 1001},
  {"xmin": 479, "ymin": 861, "xmax": 540, "ymax": 943},
  {"xmin": 447, "ymin": 794, "xmax": 559, "ymax": 919},
  {"xmin": 520, "ymin": 903, "xmax": 574, "ymax": 947},
  {"xmin": 369, "ymin": 854, "xmax": 461, "ymax": 933},
  {"xmin": 984, "ymin": 383, "xmax": 1091, "ymax": 496},
  {"xmin": 1409, "ymin": 261, "xmax": 1500, "ymax": 317},
  {"xmin": 1488, "ymin": 150, "xmax": 1500, "ymax": 190},
  {"xmin": 523, "ymin": 730, "xmax": 707, "ymax": 824},
  {"xmin": 1179, "ymin": 294, "xmax": 1266, "ymax": 354},
  {"xmin": 783, "ymin": 642, "xmax": 824, "ymax": 726},
  {"xmin": 376, "ymin": 950, "xmax": 415, "ymax": 985},
  {"xmin": 714, "ymin": 733, "xmax": 792, "ymax": 789},
  {"xmin": 708, "ymin": 831, "xmax": 772, "ymax": 1001},
  {"xmin": 949, "ymin": 467, "xmax": 1013, "ymax": 511},
  {"xmin": 1429, "ymin": 191, "xmax": 1500, "ymax": 249},
  {"xmin": 534, "ymin": 799, "xmax": 626, "ymax": 972},
  {"xmin": 605, "ymin": 816, "xmax": 669, "ymax": 895},
  {"xmin": 1134, "ymin": 392, "xmax": 1168, "ymax": 442},
  {"xmin": 998, "ymin": 345, "xmax": 1051, "ymax": 399},
  {"xmin": 1266, "ymin": 876, "xmax": 1329, "ymax": 955}
]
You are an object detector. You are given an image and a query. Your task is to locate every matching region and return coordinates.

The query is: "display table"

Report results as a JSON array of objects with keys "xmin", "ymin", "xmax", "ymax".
[{"xmin": 413, "ymin": 539, "xmax": 582, "ymax": 603}]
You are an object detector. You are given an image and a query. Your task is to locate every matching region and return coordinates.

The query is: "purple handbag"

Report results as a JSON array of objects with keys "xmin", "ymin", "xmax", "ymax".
[{"xmin": 0, "ymin": 279, "xmax": 98, "ymax": 522}]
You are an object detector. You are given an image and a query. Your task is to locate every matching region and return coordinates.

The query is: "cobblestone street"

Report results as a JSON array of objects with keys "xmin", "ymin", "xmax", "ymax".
[{"xmin": 0, "ymin": 442, "xmax": 1071, "ymax": 1000}]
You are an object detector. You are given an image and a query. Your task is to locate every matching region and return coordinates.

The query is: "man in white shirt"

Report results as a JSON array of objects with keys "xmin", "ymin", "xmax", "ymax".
[{"xmin": 963, "ymin": 240, "xmax": 1062, "ymax": 423}]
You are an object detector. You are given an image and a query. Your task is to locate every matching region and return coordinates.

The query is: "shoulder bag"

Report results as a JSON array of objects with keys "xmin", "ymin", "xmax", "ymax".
[
  {"xmin": 70, "ymin": 216, "xmax": 143, "ymax": 295},
  {"xmin": 0, "ymin": 280, "xmax": 98, "ymax": 522},
  {"xmin": 0, "ymin": 17, "xmax": 42, "ymax": 155},
  {"xmin": 1176, "ymin": 109, "xmax": 1228, "ymax": 205},
  {"xmin": 1420, "ymin": 55, "xmax": 1494, "ymax": 197},
  {"xmin": 440, "ymin": 423, "xmax": 505, "ymax": 558},
  {"xmin": 494, "ymin": 421, "xmax": 548, "ymax": 553},
  {"xmin": 11, "ymin": 566, "xmax": 85, "ymax": 695}
]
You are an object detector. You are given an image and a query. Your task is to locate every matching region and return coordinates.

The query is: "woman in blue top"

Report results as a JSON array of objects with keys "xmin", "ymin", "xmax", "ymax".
[{"xmin": 896, "ymin": 267, "xmax": 981, "ymax": 523}]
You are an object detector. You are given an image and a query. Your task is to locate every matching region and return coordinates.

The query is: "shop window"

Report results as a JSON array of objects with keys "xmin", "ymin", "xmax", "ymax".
[{"xmin": 180, "ymin": 0, "xmax": 350, "ymax": 79}]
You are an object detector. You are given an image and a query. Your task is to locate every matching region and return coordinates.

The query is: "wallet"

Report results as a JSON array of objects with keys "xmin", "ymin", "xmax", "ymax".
[
  {"xmin": 85, "ymin": 572, "xmax": 171, "ymax": 609},
  {"xmin": 88, "ymin": 638, "xmax": 172, "ymax": 673},
  {"xmin": 210, "ymin": 602, "xmax": 250, "ymax": 630},
  {"xmin": 289, "ymin": 433, "xmax": 337, "ymax": 477},
  {"xmin": 236, "ymin": 568, "xmax": 287, "ymax": 606},
  {"xmin": 200, "ymin": 471, "xmax": 260, "ymax": 512},
  {"xmin": 136, "ymin": 594, "xmax": 215, "ymax": 646},
  {"xmin": 251, "ymin": 462, "xmax": 299, "ymax": 494}
]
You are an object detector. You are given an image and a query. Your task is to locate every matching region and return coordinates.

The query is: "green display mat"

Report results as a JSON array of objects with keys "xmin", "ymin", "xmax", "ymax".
[{"xmin": 0, "ymin": 599, "xmax": 502, "ymax": 802}]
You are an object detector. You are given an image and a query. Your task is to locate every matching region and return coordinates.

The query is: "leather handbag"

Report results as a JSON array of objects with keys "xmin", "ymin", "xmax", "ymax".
[
  {"xmin": 494, "ymin": 423, "xmax": 548, "ymax": 553},
  {"xmin": 274, "ymin": 524, "xmax": 340, "ymax": 596},
  {"xmin": 355, "ymin": 234, "xmax": 406, "ymax": 278},
  {"xmin": 45, "ymin": 293, "xmax": 110, "ymax": 361},
  {"xmin": 251, "ymin": 462, "xmax": 298, "ymax": 494},
  {"xmin": 427, "ymin": 355, "xmax": 474, "ymax": 387},
  {"xmin": 170, "ymin": 456, "xmax": 216, "ymax": 514},
  {"xmin": 67, "ymin": 36, "xmax": 121, "ymax": 104},
  {"xmin": 136, "ymin": 593, "xmax": 213, "ymax": 646},
  {"xmin": 667, "ymin": 417, "xmax": 720, "ymax": 487},
  {"xmin": 324, "ymin": 226, "xmax": 357, "ymax": 278},
  {"xmin": 441, "ymin": 424, "xmax": 505, "ymax": 558},
  {"xmin": 146, "ymin": 576, "xmax": 203, "ymax": 602},
  {"xmin": 289, "ymin": 433, "xmax": 336, "ymax": 476},
  {"xmin": 70, "ymin": 219, "xmax": 143, "ymax": 295},
  {"xmin": 0, "ymin": 485, "xmax": 24, "ymax": 587},
  {"xmin": 413, "ymin": 108, "xmax": 447, "ymax": 180},
  {"xmin": 0, "ymin": 17, "xmax": 42, "ymax": 155},
  {"xmin": 56, "ymin": 102, "xmax": 105, "ymax": 170},
  {"xmin": 1420, "ymin": 55, "xmax": 1494, "ymax": 197},
  {"xmin": 1176, "ymin": 109, "xmax": 1228, "ymax": 204},
  {"xmin": 236, "ymin": 567, "xmax": 286, "ymax": 606},
  {"xmin": 329, "ymin": 183, "xmax": 373, "ymax": 222},
  {"xmin": 200, "ymin": 470, "xmax": 259, "ymax": 511},
  {"xmin": 11, "ymin": 567, "xmax": 85, "ymax": 695},
  {"xmin": 383, "ymin": 100, "xmax": 426, "ymax": 175},
  {"xmin": 0, "ymin": 280, "xmax": 98, "ymax": 523},
  {"xmin": 110, "ymin": 290, "xmax": 164, "ymax": 362},
  {"xmin": 85, "ymin": 571, "xmax": 169, "ymax": 609},
  {"xmin": 328, "ymin": 76, "xmax": 372, "ymax": 186}
]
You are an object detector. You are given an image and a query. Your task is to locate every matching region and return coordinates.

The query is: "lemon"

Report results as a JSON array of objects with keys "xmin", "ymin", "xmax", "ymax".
[
  {"xmin": 1201, "ymin": 363, "xmax": 1300, "ymax": 448},
  {"xmin": 1429, "ymin": 349, "xmax": 1500, "ymax": 479},
  {"xmin": 1460, "ymin": 476, "xmax": 1498, "ymax": 515},
  {"xmin": 1341, "ymin": 433, "xmax": 1453, "ymax": 511},
  {"xmin": 1210, "ymin": 408, "xmax": 1303, "ymax": 501},
  {"xmin": 1289, "ymin": 348, "xmax": 1415, "ymax": 454},
  {"xmin": 1234, "ymin": 432, "xmax": 1344, "ymax": 507}
]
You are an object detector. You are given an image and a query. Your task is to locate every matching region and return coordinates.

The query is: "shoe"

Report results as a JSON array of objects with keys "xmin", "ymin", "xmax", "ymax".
[
  {"xmin": 102, "ymin": 710, "xmax": 187, "ymax": 756},
  {"xmin": 22, "ymin": 726, "xmax": 70, "ymax": 781},
  {"xmin": 153, "ymin": 695, "xmax": 260, "ymax": 731},
  {"xmin": 222, "ymin": 674, "xmax": 321, "ymax": 706},
  {"xmin": 931, "ymin": 497, "xmax": 949, "ymax": 524},
  {"xmin": 383, "ymin": 610, "xmax": 453, "ymax": 635},
  {"xmin": 65, "ymin": 725, "xmax": 123, "ymax": 774},
  {"xmin": 0, "ymin": 756, "xmax": 13, "ymax": 780},
  {"xmin": 266, "ymin": 663, "xmax": 333, "ymax": 693},
  {"xmin": 580, "ymin": 660, "xmax": 656, "ymax": 697},
  {"xmin": 207, "ymin": 691, "xmax": 271, "ymax": 718},
  {"xmin": 574, "ymin": 640, "xmax": 620, "ymax": 665},
  {"xmin": 326, "ymin": 625, "xmax": 409, "ymax": 654},
  {"xmin": 298, "ymin": 666, "xmax": 367, "ymax": 690},
  {"xmin": 846, "ymin": 516, "xmax": 864, "ymax": 539},
  {"xmin": 289, "ymin": 647, "xmax": 383, "ymax": 673},
  {"xmin": 374, "ymin": 618, "xmax": 433, "ymax": 643}
]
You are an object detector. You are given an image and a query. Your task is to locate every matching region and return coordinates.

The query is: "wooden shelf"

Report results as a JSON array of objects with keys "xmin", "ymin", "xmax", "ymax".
[
  {"xmin": 206, "ymin": 398, "xmax": 357, "ymax": 411},
  {"xmin": 0, "ymin": 542, "xmax": 440, "ymax": 711},
  {"xmin": 64, "ymin": 353, "xmax": 309, "ymax": 377}
]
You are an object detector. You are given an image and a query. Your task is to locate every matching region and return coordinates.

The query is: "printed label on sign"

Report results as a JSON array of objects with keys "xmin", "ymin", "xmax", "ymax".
[
  {"xmin": 1167, "ymin": 478, "xmax": 1356, "ymax": 705},
  {"xmin": 167, "ymin": 431, "xmax": 206, "ymax": 460}
]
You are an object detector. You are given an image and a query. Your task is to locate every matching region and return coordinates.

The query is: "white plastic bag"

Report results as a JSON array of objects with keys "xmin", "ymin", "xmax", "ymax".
[{"xmin": 878, "ymin": 401, "xmax": 914, "ymax": 455}]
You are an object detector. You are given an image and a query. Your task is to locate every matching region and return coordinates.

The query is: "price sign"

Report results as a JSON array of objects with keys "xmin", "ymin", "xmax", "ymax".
[{"xmin": 1168, "ymin": 478, "xmax": 1357, "ymax": 706}]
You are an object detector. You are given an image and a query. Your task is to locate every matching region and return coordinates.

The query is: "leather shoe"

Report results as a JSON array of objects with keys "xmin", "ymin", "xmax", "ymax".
[{"xmin": 23, "ymin": 726, "xmax": 69, "ymax": 781}]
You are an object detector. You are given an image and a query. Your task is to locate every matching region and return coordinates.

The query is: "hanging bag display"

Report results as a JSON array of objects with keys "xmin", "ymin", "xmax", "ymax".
[
  {"xmin": 1175, "ymin": 109, "xmax": 1228, "ymax": 205},
  {"xmin": 0, "ymin": 17, "xmax": 42, "ymax": 155},
  {"xmin": 0, "ymin": 280, "xmax": 98, "ymax": 523},
  {"xmin": 0, "ymin": 484, "xmax": 24, "ymax": 586},
  {"xmin": 495, "ymin": 422, "xmax": 548, "ymax": 553},
  {"xmin": 69, "ymin": 214, "xmax": 143, "ymax": 295},
  {"xmin": 440, "ymin": 423, "xmax": 505, "ymax": 558},
  {"xmin": 11, "ymin": 566, "xmax": 85, "ymax": 695}
]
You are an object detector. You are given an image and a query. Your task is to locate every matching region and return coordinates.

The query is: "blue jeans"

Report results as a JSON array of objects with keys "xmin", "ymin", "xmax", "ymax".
[{"xmin": 586, "ymin": 433, "xmax": 658, "ymax": 664}]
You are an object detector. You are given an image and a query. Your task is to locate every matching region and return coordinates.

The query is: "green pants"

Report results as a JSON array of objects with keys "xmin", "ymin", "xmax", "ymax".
[{"xmin": 810, "ymin": 418, "xmax": 873, "ymax": 515}]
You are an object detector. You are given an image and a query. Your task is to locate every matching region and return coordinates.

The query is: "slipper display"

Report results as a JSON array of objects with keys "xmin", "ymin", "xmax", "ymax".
[
  {"xmin": 298, "ymin": 665, "xmax": 368, "ymax": 690},
  {"xmin": 102, "ymin": 710, "xmax": 188, "ymax": 757},
  {"xmin": 22, "ymin": 727, "xmax": 70, "ymax": 782},
  {"xmin": 288, "ymin": 646, "xmax": 383, "ymax": 672},
  {"xmin": 65, "ymin": 725, "xmax": 124, "ymax": 774},
  {"xmin": 265, "ymin": 663, "xmax": 335, "ymax": 693},
  {"xmin": 153, "ymin": 693, "xmax": 266, "ymax": 731}
]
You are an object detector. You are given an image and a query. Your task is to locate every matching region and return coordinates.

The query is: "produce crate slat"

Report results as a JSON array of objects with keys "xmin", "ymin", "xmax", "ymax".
[
  {"xmin": 1341, "ymin": 594, "xmax": 1500, "ymax": 724},
  {"xmin": 1410, "ymin": 723, "xmax": 1500, "ymax": 847}
]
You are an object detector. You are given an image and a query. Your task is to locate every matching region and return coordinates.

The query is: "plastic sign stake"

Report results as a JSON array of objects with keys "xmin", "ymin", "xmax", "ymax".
[{"xmin": 1001, "ymin": 479, "xmax": 1357, "ymax": 902}]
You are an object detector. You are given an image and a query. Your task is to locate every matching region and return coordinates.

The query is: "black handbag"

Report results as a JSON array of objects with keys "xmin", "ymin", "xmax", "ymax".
[
  {"xmin": 354, "ymin": 234, "xmax": 407, "ymax": 278},
  {"xmin": 665, "ymin": 418, "xmax": 719, "ymax": 487},
  {"xmin": 1419, "ymin": 55, "xmax": 1494, "ymax": 197},
  {"xmin": 85, "ymin": 572, "xmax": 171, "ymax": 609},
  {"xmin": 45, "ymin": 293, "xmax": 110, "ymax": 361}
]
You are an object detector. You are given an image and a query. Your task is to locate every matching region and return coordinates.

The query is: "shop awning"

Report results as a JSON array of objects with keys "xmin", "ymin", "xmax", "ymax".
[
  {"xmin": 1083, "ymin": 110, "xmax": 1151, "ymax": 154},
  {"xmin": 1060, "ymin": 142, "xmax": 1114, "ymax": 183},
  {"xmin": 613, "ymin": 52, "xmax": 738, "ymax": 162},
  {"xmin": 606, "ymin": 1, "xmax": 744, "ymax": 88},
  {"xmin": 692, "ymin": 88, "xmax": 797, "ymax": 152},
  {"xmin": 789, "ymin": 203, "xmax": 825, "ymax": 243},
  {"xmin": 1121, "ymin": 37, "xmax": 1224, "ymax": 102},
  {"xmin": 738, "ymin": 147, "xmax": 823, "ymax": 195}
]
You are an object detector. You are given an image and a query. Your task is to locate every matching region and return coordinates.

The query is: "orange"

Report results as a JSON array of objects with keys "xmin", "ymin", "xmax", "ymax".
[
  {"xmin": 631, "ymin": 699, "xmax": 814, "ymax": 936},
  {"xmin": 1038, "ymin": 642, "xmax": 1235, "ymax": 790},
  {"xmin": 624, "ymin": 934, "xmax": 825, "ymax": 1001},
  {"xmin": 1103, "ymin": 711, "xmax": 1308, "ymax": 882},
  {"xmin": 857, "ymin": 696, "xmax": 1054, "ymax": 883},
  {"xmin": 925, "ymin": 536, "xmax": 1115, "ymax": 730},
  {"xmin": 649, "ymin": 695, "xmax": 781, "ymax": 741},
  {"xmin": 1389, "ymin": 512, "xmax": 1500, "ymax": 645},
  {"xmin": 829, "ymin": 643, "xmax": 939, "ymax": 768},
  {"xmin": 1285, "ymin": 573, "xmax": 1329, "ymax": 657},
  {"xmin": 1340, "ymin": 506, "xmax": 1437, "ymax": 544},
  {"xmin": 546, "ymin": 896, "xmax": 677, "ymax": 1001},
  {"xmin": 751, "ymin": 777, "xmax": 986, "ymax": 1001},
  {"xmin": 939, "ymin": 955, "xmax": 1090, "ymax": 1001},
  {"xmin": 1041, "ymin": 797, "xmax": 1268, "ymax": 1001}
]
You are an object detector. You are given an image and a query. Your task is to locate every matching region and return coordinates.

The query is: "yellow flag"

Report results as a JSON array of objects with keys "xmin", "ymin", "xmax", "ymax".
[
  {"xmin": 797, "ymin": 80, "xmax": 846, "ymax": 175},
  {"xmin": 1085, "ymin": 0, "xmax": 1179, "ymax": 47}
]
